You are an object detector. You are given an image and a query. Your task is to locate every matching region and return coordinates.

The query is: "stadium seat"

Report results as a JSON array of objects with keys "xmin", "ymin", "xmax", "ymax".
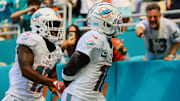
[{"xmin": 0, "ymin": 62, "xmax": 7, "ymax": 66}]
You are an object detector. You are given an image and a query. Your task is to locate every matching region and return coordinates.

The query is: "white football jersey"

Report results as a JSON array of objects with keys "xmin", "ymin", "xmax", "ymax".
[
  {"xmin": 136, "ymin": 17, "xmax": 180, "ymax": 60},
  {"xmin": 6, "ymin": 32, "xmax": 62, "ymax": 100},
  {"xmin": 65, "ymin": 30, "xmax": 113, "ymax": 100}
]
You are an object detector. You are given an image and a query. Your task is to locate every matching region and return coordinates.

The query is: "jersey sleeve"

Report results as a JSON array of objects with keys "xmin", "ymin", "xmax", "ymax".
[
  {"xmin": 16, "ymin": 32, "xmax": 40, "ymax": 48},
  {"xmin": 136, "ymin": 20, "xmax": 147, "ymax": 30},
  {"xmin": 169, "ymin": 22, "xmax": 180, "ymax": 43},
  {"xmin": 75, "ymin": 31, "xmax": 104, "ymax": 60}
]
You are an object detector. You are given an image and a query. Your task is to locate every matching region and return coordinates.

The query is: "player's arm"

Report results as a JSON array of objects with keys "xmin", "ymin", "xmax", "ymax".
[
  {"xmin": 17, "ymin": 45, "xmax": 55, "ymax": 87},
  {"xmin": 62, "ymin": 51, "xmax": 90, "ymax": 86},
  {"xmin": 48, "ymin": 65, "xmax": 57, "ymax": 79}
]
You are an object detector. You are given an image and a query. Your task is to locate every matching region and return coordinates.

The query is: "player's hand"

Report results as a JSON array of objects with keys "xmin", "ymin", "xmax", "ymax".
[
  {"xmin": 53, "ymin": 80, "xmax": 66, "ymax": 94},
  {"xmin": 136, "ymin": 27, "xmax": 144, "ymax": 37},
  {"xmin": 48, "ymin": 86, "xmax": 59, "ymax": 96}
]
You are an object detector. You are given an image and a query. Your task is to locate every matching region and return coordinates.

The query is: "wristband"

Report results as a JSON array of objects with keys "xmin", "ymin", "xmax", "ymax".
[
  {"xmin": 167, "ymin": 54, "xmax": 175, "ymax": 59},
  {"xmin": 62, "ymin": 70, "xmax": 76, "ymax": 81}
]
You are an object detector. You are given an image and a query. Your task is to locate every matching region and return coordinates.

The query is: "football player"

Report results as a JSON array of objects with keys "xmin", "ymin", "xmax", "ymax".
[
  {"xmin": 59, "ymin": 2, "xmax": 122, "ymax": 101},
  {"xmin": 2, "ymin": 8, "xmax": 66, "ymax": 101}
]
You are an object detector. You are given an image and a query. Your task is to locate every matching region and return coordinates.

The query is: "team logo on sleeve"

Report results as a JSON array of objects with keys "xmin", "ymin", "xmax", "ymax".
[
  {"xmin": 172, "ymin": 30, "xmax": 179, "ymax": 39},
  {"xmin": 87, "ymin": 40, "xmax": 95, "ymax": 48},
  {"xmin": 22, "ymin": 32, "xmax": 30, "ymax": 41}
]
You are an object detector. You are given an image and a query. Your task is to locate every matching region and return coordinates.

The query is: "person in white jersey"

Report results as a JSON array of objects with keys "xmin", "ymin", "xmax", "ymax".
[
  {"xmin": 2, "ymin": 7, "xmax": 69, "ymax": 101},
  {"xmin": 58, "ymin": 2, "xmax": 122, "ymax": 101},
  {"xmin": 135, "ymin": 3, "xmax": 180, "ymax": 60}
]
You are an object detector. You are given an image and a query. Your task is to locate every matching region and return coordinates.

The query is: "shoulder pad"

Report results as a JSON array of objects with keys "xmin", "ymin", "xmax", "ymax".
[{"xmin": 16, "ymin": 32, "xmax": 42, "ymax": 47}]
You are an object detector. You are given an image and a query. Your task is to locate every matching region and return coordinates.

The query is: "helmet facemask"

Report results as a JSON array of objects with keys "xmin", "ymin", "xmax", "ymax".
[
  {"xmin": 31, "ymin": 8, "xmax": 64, "ymax": 44},
  {"xmin": 111, "ymin": 15, "xmax": 123, "ymax": 37},
  {"xmin": 43, "ymin": 19, "xmax": 64, "ymax": 43}
]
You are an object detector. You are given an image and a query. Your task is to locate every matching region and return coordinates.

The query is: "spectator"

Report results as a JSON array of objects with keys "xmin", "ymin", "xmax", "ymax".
[
  {"xmin": 0, "ymin": 0, "xmax": 14, "ymax": 40},
  {"xmin": 60, "ymin": 24, "xmax": 82, "ymax": 63},
  {"xmin": 131, "ymin": 0, "xmax": 143, "ymax": 14},
  {"xmin": 165, "ymin": 0, "xmax": 180, "ymax": 19},
  {"xmin": 112, "ymin": 38, "xmax": 130, "ymax": 61},
  {"xmin": 135, "ymin": 3, "xmax": 180, "ymax": 60},
  {"xmin": 0, "ymin": 0, "xmax": 13, "ymax": 25},
  {"xmin": 10, "ymin": 0, "xmax": 41, "ymax": 32},
  {"xmin": 41, "ymin": 0, "xmax": 54, "ymax": 7},
  {"xmin": 57, "ymin": 2, "xmax": 123, "ymax": 101},
  {"xmin": 2, "ymin": 8, "xmax": 67, "ymax": 101},
  {"xmin": 69, "ymin": 0, "xmax": 81, "ymax": 17},
  {"xmin": 10, "ymin": 0, "xmax": 28, "ymax": 15}
]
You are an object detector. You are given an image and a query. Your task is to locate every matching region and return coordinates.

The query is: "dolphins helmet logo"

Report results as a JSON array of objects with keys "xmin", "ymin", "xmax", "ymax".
[
  {"xmin": 95, "ymin": 7, "xmax": 112, "ymax": 18},
  {"xmin": 53, "ymin": 9, "xmax": 62, "ymax": 18},
  {"xmin": 32, "ymin": 12, "xmax": 42, "ymax": 22}
]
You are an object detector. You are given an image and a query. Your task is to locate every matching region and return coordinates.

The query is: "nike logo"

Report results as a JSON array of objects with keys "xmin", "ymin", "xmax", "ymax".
[{"xmin": 92, "ymin": 34, "xmax": 98, "ymax": 39}]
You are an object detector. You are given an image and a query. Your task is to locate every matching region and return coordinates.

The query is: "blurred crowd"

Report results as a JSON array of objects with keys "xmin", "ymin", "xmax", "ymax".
[{"xmin": 0, "ymin": 0, "xmax": 179, "ymax": 34}]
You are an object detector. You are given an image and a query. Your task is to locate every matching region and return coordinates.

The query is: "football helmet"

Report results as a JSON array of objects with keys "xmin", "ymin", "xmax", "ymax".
[
  {"xmin": 31, "ymin": 7, "xmax": 64, "ymax": 44},
  {"xmin": 87, "ymin": 2, "xmax": 122, "ymax": 38}
]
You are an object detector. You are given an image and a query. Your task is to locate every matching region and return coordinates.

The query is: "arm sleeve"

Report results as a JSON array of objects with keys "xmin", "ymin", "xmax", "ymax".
[
  {"xmin": 169, "ymin": 22, "xmax": 180, "ymax": 43},
  {"xmin": 135, "ymin": 20, "xmax": 146, "ymax": 30},
  {"xmin": 75, "ymin": 32, "xmax": 103, "ymax": 60},
  {"xmin": 16, "ymin": 32, "xmax": 38, "ymax": 47}
]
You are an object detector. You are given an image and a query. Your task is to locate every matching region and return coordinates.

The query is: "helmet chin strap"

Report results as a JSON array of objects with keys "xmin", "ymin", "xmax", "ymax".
[
  {"xmin": 92, "ymin": 23, "xmax": 117, "ymax": 38},
  {"xmin": 112, "ymin": 33, "xmax": 118, "ymax": 38},
  {"xmin": 103, "ymin": 32, "xmax": 115, "ymax": 38},
  {"xmin": 103, "ymin": 28, "xmax": 117, "ymax": 38}
]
